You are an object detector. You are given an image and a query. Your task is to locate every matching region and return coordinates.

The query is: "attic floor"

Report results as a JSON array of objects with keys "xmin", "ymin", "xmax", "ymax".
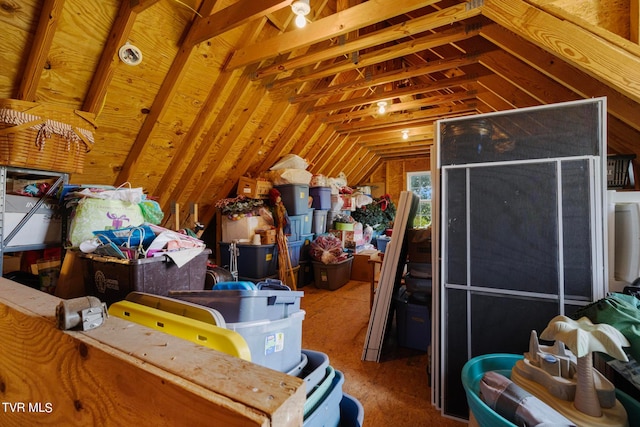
[{"xmin": 300, "ymin": 279, "xmax": 465, "ymax": 427}]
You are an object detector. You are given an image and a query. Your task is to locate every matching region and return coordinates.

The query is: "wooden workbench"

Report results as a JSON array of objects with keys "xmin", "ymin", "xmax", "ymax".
[{"xmin": 0, "ymin": 278, "xmax": 304, "ymax": 426}]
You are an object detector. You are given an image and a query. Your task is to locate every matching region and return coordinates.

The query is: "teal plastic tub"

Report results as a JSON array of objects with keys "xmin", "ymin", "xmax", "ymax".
[{"xmin": 461, "ymin": 353, "xmax": 640, "ymax": 427}]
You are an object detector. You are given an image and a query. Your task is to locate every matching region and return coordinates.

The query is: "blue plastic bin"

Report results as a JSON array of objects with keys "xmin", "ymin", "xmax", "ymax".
[{"xmin": 339, "ymin": 393, "xmax": 364, "ymax": 427}]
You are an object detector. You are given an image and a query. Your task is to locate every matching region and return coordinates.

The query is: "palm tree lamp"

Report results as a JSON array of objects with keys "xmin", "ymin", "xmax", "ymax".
[{"xmin": 511, "ymin": 315, "xmax": 631, "ymax": 426}]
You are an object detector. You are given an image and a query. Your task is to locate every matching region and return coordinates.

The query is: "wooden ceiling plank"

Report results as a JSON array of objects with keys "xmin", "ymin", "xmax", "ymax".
[
  {"xmin": 339, "ymin": 145, "xmax": 369, "ymax": 181},
  {"xmin": 269, "ymin": 24, "xmax": 484, "ymax": 91},
  {"xmin": 476, "ymin": 74, "xmax": 539, "ymax": 109},
  {"xmin": 480, "ymin": 23, "xmax": 640, "ymax": 133},
  {"xmin": 184, "ymin": 0, "xmax": 290, "ymax": 46},
  {"xmin": 483, "ymin": 0, "xmax": 640, "ymax": 104},
  {"xmin": 156, "ymin": 69, "xmax": 236, "ymax": 210},
  {"xmin": 116, "ymin": 0, "xmax": 219, "ymax": 185},
  {"xmin": 226, "ymin": 0, "xmax": 441, "ymax": 70},
  {"xmin": 82, "ymin": 0, "xmax": 138, "ymax": 113},
  {"xmin": 17, "ymin": 0, "xmax": 65, "ymax": 101},
  {"xmin": 254, "ymin": 2, "xmax": 483, "ymax": 80},
  {"xmin": 350, "ymin": 152, "xmax": 381, "ymax": 186},
  {"xmin": 129, "ymin": 0, "xmax": 162, "ymax": 13},
  {"xmin": 479, "ymin": 49, "xmax": 579, "ymax": 104},
  {"xmin": 309, "ymin": 132, "xmax": 350, "ymax": 173}
]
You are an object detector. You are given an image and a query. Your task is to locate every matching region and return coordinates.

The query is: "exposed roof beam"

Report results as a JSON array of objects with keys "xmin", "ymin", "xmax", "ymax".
[
  {"xmin": 270, "ymin": 24, "xmax": 485, "ymax": 91},
  {"xmin": 321, "ymin": 89, "xmax": 483, "ymax": 124},
  {"xmin": 253, "ymin": 2, "xmax": 483, "ymax": 80},
  {"xmin": 334, "ymin": 102, "xmax": 479, "ymax": 133},
  {"xmin": 483, "ymin": 0, "xmax": 640, "ymax": 104},
  {"xmin": 226, "ymin": 0, "xmax": 442, "ymax": 70},
  {"xmin": 290, "ymin": 52, "xmax": 487, "ymax": 104},
  {"xmin": 310, "ymin": 69, "xmax": 492, "ymax": 114},
  {"xmin": 17, "ymin": 0, "xmax": 65, "ymax": 101},
  {"xmin": 184, "ymin": 0, "xmax": 290, "ymax": 47}
]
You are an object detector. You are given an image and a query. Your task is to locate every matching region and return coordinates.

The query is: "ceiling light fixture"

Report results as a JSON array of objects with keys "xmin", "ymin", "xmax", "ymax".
[
  {"xmin": 377, "ymin": 101, "xmax": 387, "ymax": 115},
  {"xmin": 291, "ymin": 0, "xmax": 310, "ymax": 28},
  {"xmin": 402, "ymin": 130, "xmax": 409, "ymax": 140}
]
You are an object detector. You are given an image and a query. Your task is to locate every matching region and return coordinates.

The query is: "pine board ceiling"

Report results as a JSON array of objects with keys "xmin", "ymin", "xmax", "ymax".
[{"xmin": 2, "ymin": 0, "xmax": 640, "ymax": 227}]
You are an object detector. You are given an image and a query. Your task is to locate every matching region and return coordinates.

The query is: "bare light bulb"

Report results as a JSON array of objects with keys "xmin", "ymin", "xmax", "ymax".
[
  {"xmin": 377, "ymin": 101, "xmax": 387, "ymax": 115},
  {"xmin": 295, "ymin": 13, "xmax": 307, "ymax": 28},
  {"xmin": 402, "ymin": 130, "xmax": 409, "ymax": 140},
  {"xmin": 292, "ymin": 0, "xmax": 310, "ymax": 29}
]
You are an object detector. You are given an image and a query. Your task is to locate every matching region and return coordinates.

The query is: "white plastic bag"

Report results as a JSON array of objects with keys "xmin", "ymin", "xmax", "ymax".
[{"xmin": 270, "ymin": 154, "xmax": 308, "ymax": 170}]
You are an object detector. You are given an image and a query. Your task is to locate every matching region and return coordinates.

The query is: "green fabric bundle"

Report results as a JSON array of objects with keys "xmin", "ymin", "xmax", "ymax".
[{"xmin": 571, "ymin": 293, "xmax": 640, "ymax": 362}]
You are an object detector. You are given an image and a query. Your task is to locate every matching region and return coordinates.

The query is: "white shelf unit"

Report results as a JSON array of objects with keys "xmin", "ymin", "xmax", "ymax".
[{"xmin": 0, "ymin": 166, "xmax": 68, "ymax": 273}]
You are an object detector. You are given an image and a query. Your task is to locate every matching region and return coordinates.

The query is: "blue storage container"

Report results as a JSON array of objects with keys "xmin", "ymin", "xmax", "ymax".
[
  {"xmin": 339, "ymin": 393, "xmax": 364, "ymax": 427},
  {"xmin": 288, "ymin": 214, "xmax": 304, "ymax": 242},
  {"xmin": 276, "ymin": 184, "xmax": 310, "ymax": 215},
  {"xmin": 168, "ymin": 286, "xmax": 303, "ymax": 323},
  {"xmin": 312, "ymin": 209, "xmax": 328, "ymax": 234},
  {"xmin": 219, "ymin": 242, "xmax": 278, "ymax": 278},
  {"xmin": 394, "ymin": 287, "xmax": 430, "ymax": 351},
  {"xmin": 302, "ymin": 208, "xmax": 314, "ymax": 234},
  {"xmin": 287, "ymin": 239, "xmax": 304, "ymax": 267},
  {"xmin": 310, "ymin": 186, "xmax": 331, "ymax": 210},
  {"xmin": 304, "ymin": 368, "xmax": 344, "ymax": 427},
  {"xmin": 300, "ymin": 233, "xmax": 314, "ymax": 261}
]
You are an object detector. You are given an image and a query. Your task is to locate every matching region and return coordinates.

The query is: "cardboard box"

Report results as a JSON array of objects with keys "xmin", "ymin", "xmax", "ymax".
[
  {"xmin": 350, "ymin": 252, "xmax": 378, "ymax": 282},
  {"xmin": 221, "ymin": 215, "xmax": 268, "ymax": 242},
  {"xmin": 3, "ymin": 195, "xmax": 62, "ymax": 248},
  {"xmin": 2, "ymin": 253, "xmax": 22, "ymax": 274},
  {"xmin": 407, "ymin": 228, "xmax": 431, "ymax": 263},
  {"xmin": 237, "ymin": 177, "xmax": 272, "ymax": 199},
  {"xmin": 257, "ymin": 228, "xmax": 276, "ymax": 244}
]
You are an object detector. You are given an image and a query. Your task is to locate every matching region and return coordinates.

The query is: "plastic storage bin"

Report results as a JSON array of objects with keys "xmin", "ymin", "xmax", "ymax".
[
  {"xmin": 287, "ymin": 239, "xmax": 304, "ymax": 267},
  {"xmin": 298, "ymin": 260, "xmax": 314, "ymax": 288},
  {"xmin": 312, "ymin": 257, "xmax": 353, "ymax": 291},
  {"xmin": 298, "ymin": 349, "xmax": 330, "ymax": 391},
  {"xmin": 288, "ymin": 214, "xmax": 304, "ymax": 242},
  {"xmin": 226, "ymin": 309, "xmax": 305, "ymax": 373},
  {"xmin": 80, "ymin": 249, "xmax": 210, "ymax": 306},
  {"xmin": 275, "ymin": 184, "xmax": 310, "ymax": 215},
  {"xmin": 301, "ymin": 208, "xmax": 314, "ymax": 234},
  {"xmin": 340, "ymin": 393, "xmax": 364, "ymax": 427},
  {"xmin": 376, "ymin": 236, "xmax": 391, "ymax": 253},
  {"xmin": 310, "ymin": 186, "xmax": 331, "ymax": 210},
  {"xmin": 299, "ymin": 233, "xmax": 314, "ymax": 262},
  {"xmin": 168, "ymin": 287, "xmax": 303, "ymax": 323},
  {"xmin": 312, "ymin": 209, "xmax": 328, "ymax": 234},
  {"xmin": 304, "ymin": 369, "xmax": 345, "ymax": 427},
  {"xmin": 219, "ymin": 242, "xmax": 278, "ymax": 278},
  {"xmin": 395, "ymin": 287, "xmax": 430, "ymax": 351}
]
